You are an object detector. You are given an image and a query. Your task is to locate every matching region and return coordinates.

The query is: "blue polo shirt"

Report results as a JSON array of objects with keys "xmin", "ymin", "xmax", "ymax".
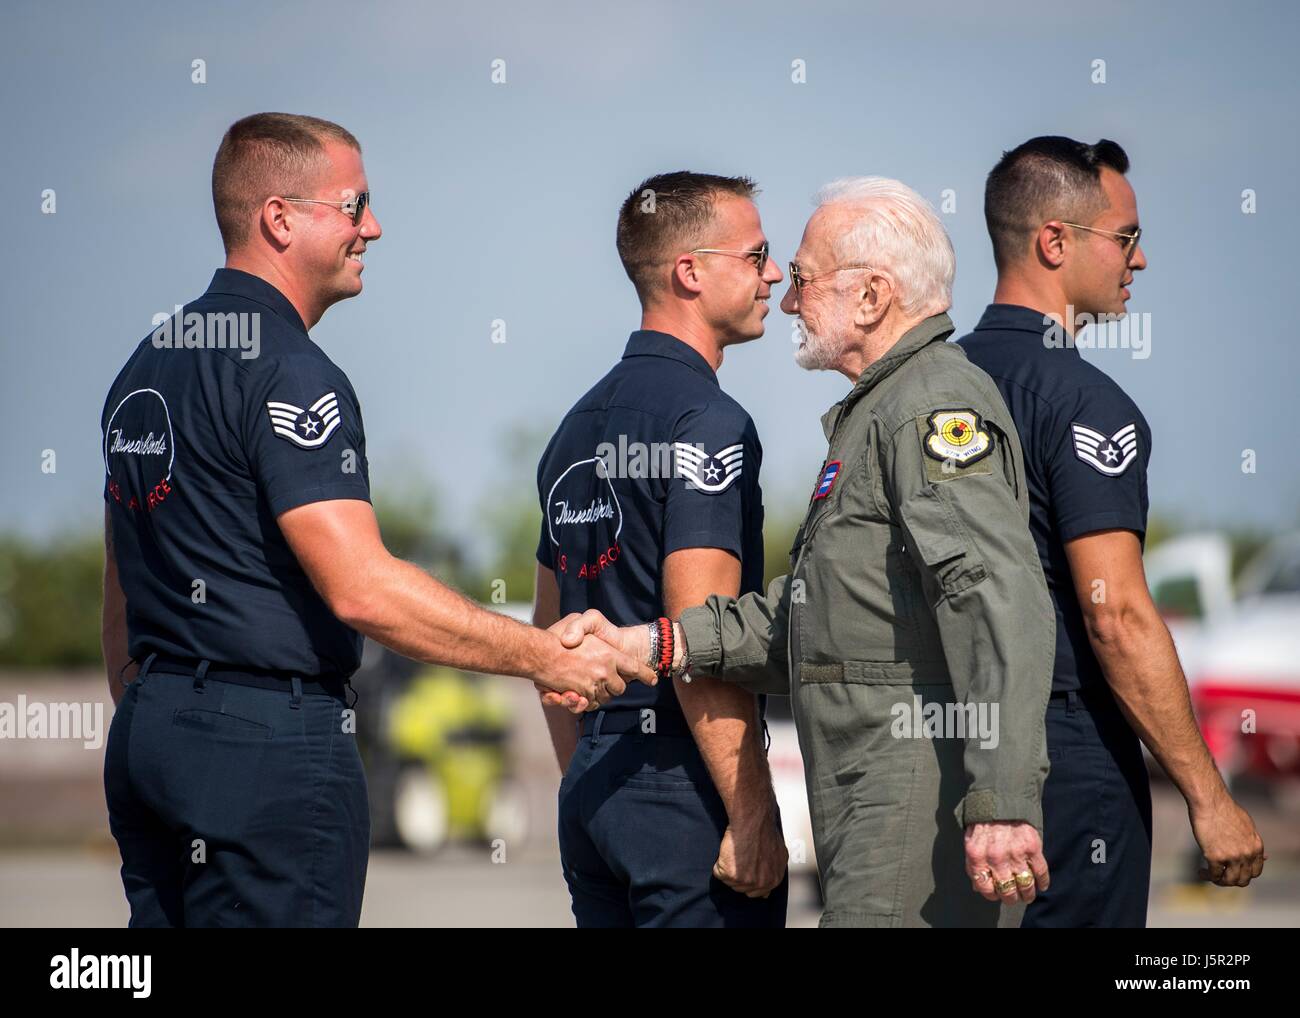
[
  {"xmin": 535, "ymin": 330, "xmax": 765, "ymax": 713},
  {"xmin": 958, "ymin": 303, "xmax": 1152, "ymax": 693},
  {"xmin": 101, "ymin": 268, "xmax": 371, "ymax": 675}
]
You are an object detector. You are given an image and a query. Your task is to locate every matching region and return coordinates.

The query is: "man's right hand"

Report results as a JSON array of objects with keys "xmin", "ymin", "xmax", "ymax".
[
  {"xmin": 535, "ymin": 612, "xmax": 657, "ymax": 713},
  {"xmin": 1190, "ymin": 791, "xmax": 1266, "ymax": 887},
  {"xmin": 713, "ymin": 809, "xmax": 788, "ymax": 898},
  {"xmin": 555, "ymin": 612, "xmax": 652, "ymax": 664},
  {"xmin": 538, "ymin": 615, "xmax": 654, "ymax": 712}
]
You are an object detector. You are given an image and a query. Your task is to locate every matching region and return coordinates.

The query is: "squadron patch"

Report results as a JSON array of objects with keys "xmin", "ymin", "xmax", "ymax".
[
  {"xmin": 922, "ymin": 410, "xmax": 993, "ymax": 466},
  {"xmin": 1071, "ymin": 422, "xmax": 1138, "ymax": 476},
  {"xmin": 917, "ymin": 410, "xmax": 994, "ymax": 482}
]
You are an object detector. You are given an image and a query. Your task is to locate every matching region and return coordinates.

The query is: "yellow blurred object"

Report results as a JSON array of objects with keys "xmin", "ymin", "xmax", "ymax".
[{"xmin": 383, "ymin": 667, "xmax": 526, "ymax": 853}]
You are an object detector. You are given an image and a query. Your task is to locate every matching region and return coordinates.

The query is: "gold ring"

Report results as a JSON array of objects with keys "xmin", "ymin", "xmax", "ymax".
[
  {"xmin": 973, "ymin": 870, "xmax": 992, "ymax": 884},
  {"xmin": 994, "ymin": 877, "xmax": 1018, "ymax": 894},
  {"xmin": 1014, "ymin": 870, "xmax": 1035, "ymax": 888}
]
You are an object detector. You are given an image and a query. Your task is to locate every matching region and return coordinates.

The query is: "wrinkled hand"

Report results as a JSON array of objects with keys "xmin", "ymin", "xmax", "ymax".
[
  {"xmin": 713, "ymin": 814, "xmax": 788, "ymax": 899},
  {"xmin": 965, "ymin": 820, "xmax": 1049, "ymax": 904},
  {"xmin": 535, "ymin": 612, "xmax": 656, "ymax": 715},
  {"xmin": 1190, "ymin": 792, "xmax": 1266, "ymax": 886}
]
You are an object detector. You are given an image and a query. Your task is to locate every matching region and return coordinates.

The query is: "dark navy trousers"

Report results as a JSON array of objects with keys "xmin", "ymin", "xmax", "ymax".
[
  {"xmin": 104, "ymin": 660, "xmax": 370, "ymax": 927},
  {"xmin": 557, "ymin": 711, "xmax": 788, "ymax": 928},
  {"xmin": 1022, "ymin": 690, "xmax": 1153, "ymax": 928}
]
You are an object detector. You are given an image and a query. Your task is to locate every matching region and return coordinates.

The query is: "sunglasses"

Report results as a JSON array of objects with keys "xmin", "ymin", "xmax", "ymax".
[
  {"xmin": 282, "ymin": 190, "xmax": 370, "ymax": 227},
  {"xmin": 1059, "ymin": 221, "xmax": 1142, "ymax": 259},
  {"xmin": 690, "ymin": 240, "xmax": 770, "ymax": 275},
  {"xmin": 788, "ymin": 261, "xmax": 875, "ymax": 294}
]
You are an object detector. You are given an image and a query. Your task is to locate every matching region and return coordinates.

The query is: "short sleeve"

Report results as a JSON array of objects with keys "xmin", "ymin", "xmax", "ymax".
[
  {"xmin": 239, "ymin": 355, "xmax": 371, "ymax": 516},
  {"xmin": 663, "ymin": 400, "xmax": 760, "ymax": 559},
  {"xmin": 535, "ymin": 452, "xmax": 555, "ymax": 569},
  {"xmin": 1045, "ymin": 384, "xmax": 1149, "ymax": 542}
]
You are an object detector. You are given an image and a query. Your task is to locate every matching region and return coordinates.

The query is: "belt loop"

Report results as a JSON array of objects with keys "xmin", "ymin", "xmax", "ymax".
[
  {"xmin": 591, "ymin": 711, "xmax": 605, "ymax": 747},
  {"xmin": 192, "ymin": 659, "xmax": 210, "ymax": 694},
  {"xmin": 1066, "ymin": 690, "xmax": 1079, "ymax": 717},
  {"xmin": 290, "ymin": 675, "xmax": 303, "ymax": 709},
  {"xmin": 344, "ymin": 678, "xmax": 358, "ymax": 710},
  {"xmin": 137, "ymin": 652, "xmax": 157, "ymax": 683}
]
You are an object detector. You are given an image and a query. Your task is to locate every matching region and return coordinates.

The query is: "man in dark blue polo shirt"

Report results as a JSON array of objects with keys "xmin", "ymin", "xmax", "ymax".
[
  {"xmin": 100, "ymin": 113, "xmax": 651, "ymax": 928},
  {"xmin": 958, "ymin": 136, "xmax": 1265, "ymax": 926},
  {"xmin": 533, "ymin": 172, "xmax": 788, "ymax": 926}
]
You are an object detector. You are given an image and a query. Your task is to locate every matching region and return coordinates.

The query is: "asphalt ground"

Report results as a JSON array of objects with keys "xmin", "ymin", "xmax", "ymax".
[{"xmin": 2, "ymin": 833, "xmax": 1295, "ymax": 928}]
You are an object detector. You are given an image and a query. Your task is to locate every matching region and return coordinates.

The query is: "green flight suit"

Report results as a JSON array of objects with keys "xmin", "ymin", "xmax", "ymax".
[{"xmin": 680, "ymin": 312, "xmax": 1054, "ymax": 927}]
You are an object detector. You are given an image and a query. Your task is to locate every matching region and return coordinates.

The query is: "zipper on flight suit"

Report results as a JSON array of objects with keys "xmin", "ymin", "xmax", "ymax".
[{"xmin": 788, "ymin": 397, "xmax": 853, "ymax": 684}]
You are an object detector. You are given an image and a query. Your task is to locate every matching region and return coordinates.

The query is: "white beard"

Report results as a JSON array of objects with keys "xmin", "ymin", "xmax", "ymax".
[{"xmin": 793, "ymin": 318, "xmax": 846, "ymax": 371}]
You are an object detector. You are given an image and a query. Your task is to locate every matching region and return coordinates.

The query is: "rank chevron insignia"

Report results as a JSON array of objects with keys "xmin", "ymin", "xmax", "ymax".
[
  {"xmin": 266, "ymin": 392, "xmax": 342, "ymax": 449},
  {"xmin": 674, "ymin": 442, "xmax": 743, "ymax": 494},
  {"xmin": 1071, "ymin": 421, "xmax": 1138, "ymax": 476}
]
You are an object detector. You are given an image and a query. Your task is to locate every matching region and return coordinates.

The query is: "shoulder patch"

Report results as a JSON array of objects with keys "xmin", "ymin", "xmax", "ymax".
[
  {"xmin": 1071, "ymin": 421, "xmax": 1137, "ymax": 476},
  {"xmin": 674, "ymin": 442, "xmax": 742, "ymax": 495},
  {"xmin": 922, "ymin": 410, "xmax": 993, "ymax": 464},
  {"xmin": 266, "ymin": 392, "xmax": 341, "ymax": 449},
  {"xmin": 917, "ymin": 409, "xmax": 994, "ymax": 482}
]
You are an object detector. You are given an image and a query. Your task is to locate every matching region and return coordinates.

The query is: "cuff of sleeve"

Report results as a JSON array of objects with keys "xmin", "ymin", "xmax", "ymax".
[
  {"xmin": 1057, "ymin": 512, "xmax": 1144, "ymax": 543},
  {"xmin": 955, "ymin": 789, "xmax": 1043, "ymax": 833},
  {"xmin": 679, "ymin": 605, "xmax": 723, "ymax": 675},
  {"xmin": 267, "ymin": 482, "xmax": 372, "ymax": 517},
  {"xmin": 662, "ymin": 531, "xmax": 743, "ymax": 559}
]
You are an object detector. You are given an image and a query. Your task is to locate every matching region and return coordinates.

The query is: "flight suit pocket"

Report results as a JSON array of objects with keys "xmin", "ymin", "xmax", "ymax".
[{"xmin": 903, "ymin": 485, "xmax": 986, "ymax": 599}]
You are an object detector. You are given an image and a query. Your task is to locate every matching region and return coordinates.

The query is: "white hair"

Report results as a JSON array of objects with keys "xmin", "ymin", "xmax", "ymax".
[{"xmin": 811, "ymin": 176, "xmax": 955, "ymax": 317}]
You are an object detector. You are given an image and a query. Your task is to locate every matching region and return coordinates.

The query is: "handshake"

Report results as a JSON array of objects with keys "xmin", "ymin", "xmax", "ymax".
[{"xmin": 534, "ymin": 610, "xmax": 672, "ymax": 714}]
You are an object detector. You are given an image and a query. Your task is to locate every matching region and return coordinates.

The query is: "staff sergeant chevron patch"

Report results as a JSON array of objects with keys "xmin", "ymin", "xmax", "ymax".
[
  {"xmin": 674, "ymin": 442, "xmax": 743, "ymax": 495},
  {"xmin": 1071, "ymin": 421, "xmax": 1138, "ymax": 476},
  {"xmin": 266, "ymin": 392, "xmax": 342, "ymax": 449}
]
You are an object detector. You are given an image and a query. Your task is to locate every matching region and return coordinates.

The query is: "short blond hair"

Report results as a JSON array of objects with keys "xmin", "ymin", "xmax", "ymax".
[{"xmin": 212, "ymin": 112, "xmax": 361, "ymax": 252}]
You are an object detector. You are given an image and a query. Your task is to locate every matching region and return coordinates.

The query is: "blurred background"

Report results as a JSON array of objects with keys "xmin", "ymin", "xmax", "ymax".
[{"xmin": 1, "ymin": 0, "xmax": 1297, "ymax": 926}]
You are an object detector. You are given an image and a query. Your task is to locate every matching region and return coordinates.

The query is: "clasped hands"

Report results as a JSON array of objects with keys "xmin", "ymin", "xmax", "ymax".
[{"xmin": 535, "ymin": 610, "xmax": 656, "ymax": 713}]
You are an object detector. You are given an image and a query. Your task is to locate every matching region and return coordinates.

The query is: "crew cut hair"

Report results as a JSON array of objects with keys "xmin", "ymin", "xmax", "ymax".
[
  {"xmin": 212, "ymin": 112, "xmax": 361, "ymax": 252},
  {"xmin": 984, "ymin": 136, "xmax": 1130, "ymax": 270},
  {"xmin": 616, "ymin": 171, "xmax": 758, "ymax": 303}
]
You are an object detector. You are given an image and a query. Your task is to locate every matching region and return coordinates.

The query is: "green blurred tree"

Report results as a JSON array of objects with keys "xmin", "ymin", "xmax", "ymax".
[
  {"xmin": 475, "ymin": 424, "xmax": 552, "ymax": 606},
  {"xmin": 371, "ymin": 468, "xmax": 472, "ymax": 588},
  {"xmin": 762, "ymin": 508, "xmax": 804, "ymax": 588},
  {"xmin": 0, "ymin": 532, "xmax": 105, "ymax": 667}
]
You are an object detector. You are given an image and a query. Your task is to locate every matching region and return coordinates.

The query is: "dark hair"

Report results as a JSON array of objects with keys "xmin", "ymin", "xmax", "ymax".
[
  {"xmin": 616, "ymin": 171, "xmax": 758, "ymax": 303},
  {"xmin": 212, "ymin": 112, "xmax": 361, "ymax": 252},
  {"xmin": 984, "ymin": 136, "xmax": 1130, "ymax": 270}
]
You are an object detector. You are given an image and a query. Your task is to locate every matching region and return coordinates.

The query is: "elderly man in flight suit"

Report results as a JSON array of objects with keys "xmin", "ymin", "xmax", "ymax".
[{"xmin": 559, "ymin": 177, "xmax": 1058, "ymax": 927}]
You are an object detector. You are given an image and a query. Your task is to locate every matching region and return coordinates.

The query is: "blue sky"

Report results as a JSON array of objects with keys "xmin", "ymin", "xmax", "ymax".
[{"xmin": 3, "ymin": 0, "xmax": 1297, "ymax": 549}]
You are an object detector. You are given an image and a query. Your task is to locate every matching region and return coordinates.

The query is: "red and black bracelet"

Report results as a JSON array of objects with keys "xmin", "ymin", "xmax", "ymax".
[{"xmin": 655, "ymin": 616, "xmax": 674, "ymax": 681}]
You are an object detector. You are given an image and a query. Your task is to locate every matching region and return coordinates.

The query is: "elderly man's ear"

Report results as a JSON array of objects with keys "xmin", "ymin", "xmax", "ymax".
[{"xmin": 852, "ymin": 274, "xmax": 894, "ymax": 328}]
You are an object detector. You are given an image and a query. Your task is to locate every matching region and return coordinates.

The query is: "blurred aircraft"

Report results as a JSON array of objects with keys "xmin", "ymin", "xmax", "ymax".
[{"xmin": 1148, "ymin": 532, "xmax": 1300, "ymax": 782}]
